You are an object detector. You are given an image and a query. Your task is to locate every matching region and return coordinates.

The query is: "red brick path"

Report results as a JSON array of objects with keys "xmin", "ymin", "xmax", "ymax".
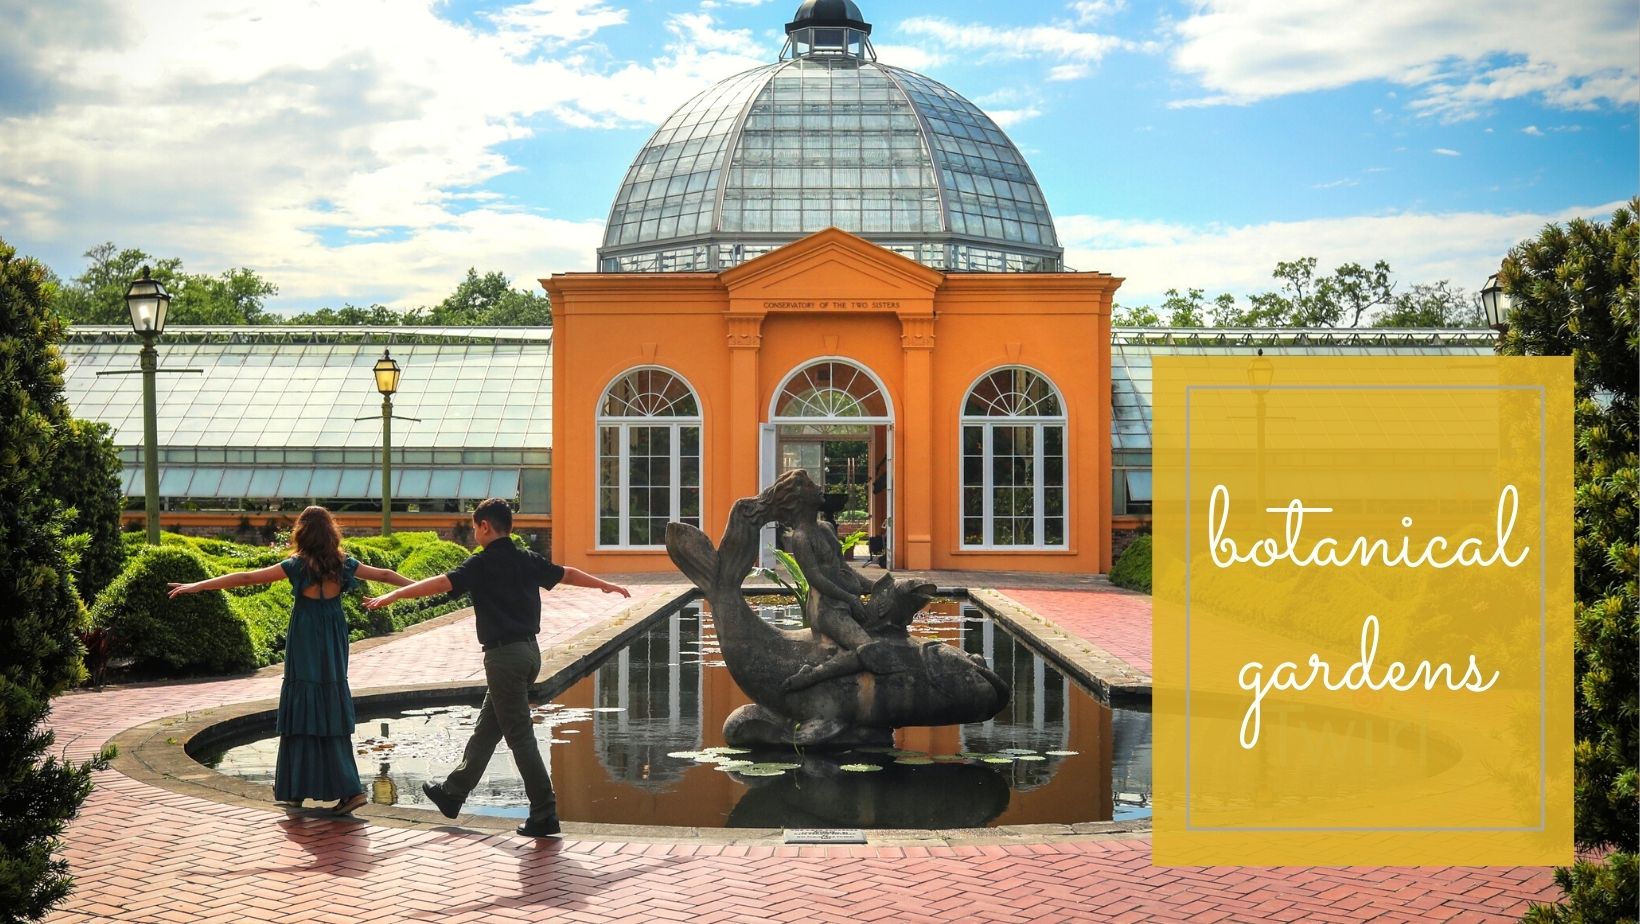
[
  {"xmin": 45, "ymin": 582, "xmax": 1561, "ymax": 923},
  {"xmin": 1000, "ymin": 585, "xmax": 1154, "ymax": 675}
]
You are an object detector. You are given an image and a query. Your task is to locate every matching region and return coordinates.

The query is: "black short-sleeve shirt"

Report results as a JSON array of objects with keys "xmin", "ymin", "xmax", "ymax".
[{"xmin": 444, "ymin": 538, "xmax": 566, "ymax": 649}]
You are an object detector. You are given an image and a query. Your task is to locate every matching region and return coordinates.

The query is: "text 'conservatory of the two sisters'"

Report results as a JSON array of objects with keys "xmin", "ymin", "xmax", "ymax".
[{"xmin": 549, "ymin": 0, "xmax": 1121, "ymax": 573}]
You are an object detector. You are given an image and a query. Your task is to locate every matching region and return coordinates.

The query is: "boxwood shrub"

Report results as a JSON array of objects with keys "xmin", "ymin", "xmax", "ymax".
[
  {"xmin": 90, "ymin": 546, "xmax": 256, "ymax": 674},
  {"xmin": 1109, "ymin": 534, "xmax": 1152, "ymax": 594}
]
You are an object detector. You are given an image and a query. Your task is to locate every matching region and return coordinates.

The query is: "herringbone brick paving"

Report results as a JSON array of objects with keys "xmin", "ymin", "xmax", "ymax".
[{"xmin": 44, "ymin": 580, "xmax": 1559, "ymax": 922}]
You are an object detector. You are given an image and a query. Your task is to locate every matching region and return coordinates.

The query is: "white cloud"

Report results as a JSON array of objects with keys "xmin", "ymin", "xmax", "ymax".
[
  {"xmin": 1169, "ymin": 0, "xmax": 1638, "ymax": 120},
  {"xmin": 898, "ymin": 16, "xmax": 1140, "ymax": 78},
  {"xmin": 1311, "ymin": 178, "xmax": 1359, "ymax": 189},
  {"xmin": 1059, "ymin": 202, "xmax": 1625, "ymax": 308},
  {"xmin": 1433, "ymin": 147, "xmax": 1462, "ymax": 156},
  {"xmin": 1069, "ymin": 0, "xmax": 1124, "ymax": 25},
  {"xmin": 0, "ymin": 0, "xmax": 768, "ymax": 308},
  {"xmin": 1522, "ymin": 125, "xmax": 1544, "ymax": 136},
  {"xmin": 988, "ymin": 106, "xmax": 1044, "ymax": 128}
]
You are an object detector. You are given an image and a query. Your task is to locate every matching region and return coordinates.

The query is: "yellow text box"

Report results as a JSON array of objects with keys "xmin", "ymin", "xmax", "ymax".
[{"xmin": 1153, "ymin": 356, "xmax": 1572, "ymax": 865}]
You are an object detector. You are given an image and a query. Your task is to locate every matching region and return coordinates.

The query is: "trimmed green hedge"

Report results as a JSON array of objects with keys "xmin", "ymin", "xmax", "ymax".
[
  {"xmin": 1110, "ymin": 534, "xmax": 1152, "ymax": 594},
  {"xmin": 90, "ymin": 546, "xmax": 257, "ymax": 673},
  {"xmin": 94, "ymin": 531, "xmax": 475, "ymax": 676}
]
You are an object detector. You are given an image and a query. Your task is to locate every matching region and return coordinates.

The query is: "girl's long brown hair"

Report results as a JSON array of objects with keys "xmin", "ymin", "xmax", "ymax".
[{"xmin": 291, "ymin": 506, "xmax": 344, "ymax": 585}]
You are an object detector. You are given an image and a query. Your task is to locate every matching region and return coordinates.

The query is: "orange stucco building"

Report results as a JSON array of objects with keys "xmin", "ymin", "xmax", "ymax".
[{"xmin": 545, "ymin": 228, "xmax": 1120, "ymax": 574}]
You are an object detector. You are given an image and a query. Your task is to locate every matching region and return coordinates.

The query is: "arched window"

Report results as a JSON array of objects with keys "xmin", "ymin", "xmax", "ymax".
[
  {"xmin": 597, "ymin": 368, "xmax": 702, "ymax": 548},
  {"xmin": 773, "ymin": 360, "xmax": 890, "ymax": 421},
  {"xmin": 961, "ymin": 367, "xmax": 1066, "ymax": 549}
]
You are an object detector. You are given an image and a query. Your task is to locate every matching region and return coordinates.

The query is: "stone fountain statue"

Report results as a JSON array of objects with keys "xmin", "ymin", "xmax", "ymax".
[{"xmin": 666, "ymin": 469, "xmax": 1011, "ymax": 748}]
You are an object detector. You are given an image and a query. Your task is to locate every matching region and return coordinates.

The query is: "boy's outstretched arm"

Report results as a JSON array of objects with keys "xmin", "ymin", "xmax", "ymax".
[
  {"xmin": 364, "ymin": 574, "xmax": 452, "ymax": 610},
  {"xmin": 559, "ymin": 567, "xmax": 630, "ymax": 598}
]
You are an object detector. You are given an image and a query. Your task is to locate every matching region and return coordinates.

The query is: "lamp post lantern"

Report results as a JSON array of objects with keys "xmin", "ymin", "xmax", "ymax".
[
  {"xmin": 125, "ymin": 267, "xmax": 172, "ymax": 544},
  {"xmin": 1479, "ymin": 272, "xmax": 1509, "ymax": 334},
  {"xmin": 1248, "ymin": 351, "xmax": 1274, "ymax": 509},
  {"xmin": 374, "ymin": 350, "xmax": 401, "ymax": 535}
]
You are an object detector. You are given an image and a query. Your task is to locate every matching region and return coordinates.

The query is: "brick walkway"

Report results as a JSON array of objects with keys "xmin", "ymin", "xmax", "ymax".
[
  {"xmin": 44, "ymin": 581, "xmax": 1560, "ymax": 923},
  {"xmin": 998, "ymin": 586, "xmax": 1154, "ymax": 675}
]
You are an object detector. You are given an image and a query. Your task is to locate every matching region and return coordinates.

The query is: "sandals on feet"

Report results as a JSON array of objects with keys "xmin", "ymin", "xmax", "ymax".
[{"xmin": 332, "ymin": 792, "xmax": 368, "ymax": 815}]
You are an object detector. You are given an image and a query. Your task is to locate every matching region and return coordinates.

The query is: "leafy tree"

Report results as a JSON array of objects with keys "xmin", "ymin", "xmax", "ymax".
[
  {"xmin": 0, "ymin": 237, "xmax": 109, "ymax": 923},
  {"xmin": 1509, "ymin": 199, "xmax": 1638, "ymax": 924},
  {"xmin": 53, "ymin": 243, "xmax": 275, "ymax": 326},
  {"xmin": 1240, "ymin": 257, "xmax": 1396, "ymax": 327},
  {"xmin": 283, "ymin": 303, "xmax": 410, "ymax": 326},
  {"xmin": 1111, "ymin": 303, "xmax": 1160, "ymax": 326},
  {"xmin": 424, "ymin": 268, "xmax": 552, "ymax": 326},
  {"xmin": 1370, "ymin": 280, "xmax": 1484, "ymax": 328},
  {"xmin": 42, "ymin": 420, "xmax": 124, "ymax": 601}
]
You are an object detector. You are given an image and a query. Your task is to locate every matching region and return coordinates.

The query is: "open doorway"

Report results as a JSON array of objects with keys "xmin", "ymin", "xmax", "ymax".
[
  {"xmin": 774, "ymin": 424, "xmax": 891, "ymax": 568},
  {"xmin": 761, "ymin": 359, "xmax": 894, "ymax": 569}
]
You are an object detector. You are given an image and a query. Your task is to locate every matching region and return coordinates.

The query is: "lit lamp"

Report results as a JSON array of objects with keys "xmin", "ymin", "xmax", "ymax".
[
  {"xmin": 126, "ymin": 268, "xmax": 172, "ymax": 544},
  {"xmin": 1479, "ymin": 272, "xmax": 1509, "ymax": 334},
  {"xmin": 374, "ymin": 350, "xmax": 401, "ymax": 535}
]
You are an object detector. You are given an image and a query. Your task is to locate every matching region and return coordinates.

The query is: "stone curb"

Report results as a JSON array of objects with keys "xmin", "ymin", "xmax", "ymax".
[{"xmin": 967, "ymin": 587, "xmax": 1152, "ymax": 699}]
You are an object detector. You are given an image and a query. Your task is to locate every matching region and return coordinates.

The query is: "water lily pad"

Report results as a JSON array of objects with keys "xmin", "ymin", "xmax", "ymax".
[
  {"xmin": 703, "ymin": 746, "xmax": 751, "ymax": 755},
  {"xmin": 667, "ymin": 750, "xmax": 704, "ymax": 759},
  {"xmin": 839, "ymin": 763, "xmax": 883, "ymax": 772},
  {"xmin": 1000, "ymin": 748, "xmax": 1038, "ymax": 755},
  {"xmin": 1044, "ymin": 750, "xmax": 1079, "ymax": 757},
  {"xmin": 1015, "ymin": 754, "xmax": 1047, "ymax": 761},
  {"xmin": 894, "ymin": 757, "xmax": 933, "ymax": 765},
  {"xmin": 981, "ymin": 756, "xmax": 1015, "ymax": 764},
  {"xmin": 693, "ymin": 754, "xmax": 727, "ymax": 763},
  {"xmin": 749, "ymin": 762, "xmax": 800, "ymax": 772},
  {"xmin": 930, "ymin": 754, "xmax": 968, "ymax": 762},
  {"xmin": 713, "ymin": 760, "xmax": 754, "ymax": 771},
  {"xmin": 736, "ymin": 767, "xmax": 786, "ymax": 777}
]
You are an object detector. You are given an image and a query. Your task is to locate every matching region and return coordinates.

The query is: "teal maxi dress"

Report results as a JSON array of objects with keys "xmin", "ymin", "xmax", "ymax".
[{"xmin": 274, "ymin": 555, "xmax": 362, "ymax": 802}]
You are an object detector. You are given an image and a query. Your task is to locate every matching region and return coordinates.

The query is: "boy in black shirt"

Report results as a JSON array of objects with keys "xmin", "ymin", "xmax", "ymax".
[{"xmin": 364, "ymin": 498, "xmax": 629, "ymax": 836}]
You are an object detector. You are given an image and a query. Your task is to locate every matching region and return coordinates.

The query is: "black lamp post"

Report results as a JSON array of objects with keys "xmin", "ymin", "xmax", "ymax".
[
  {"xmin": 1479, "ymin": 272, "xmax": 1509, "ymax": 334},
  {"xmin": 374, "ymin": 350, "xmax": 402, "ymax": 535},
  {"xmin": 125, "ymin": 268, "xmax": 172, "ymax": 544}
]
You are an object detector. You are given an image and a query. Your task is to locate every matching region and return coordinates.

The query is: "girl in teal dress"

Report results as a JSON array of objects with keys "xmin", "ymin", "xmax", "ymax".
[{"xmin": 169, "ymin": 506, "xmax": 414, "ymax": 814}]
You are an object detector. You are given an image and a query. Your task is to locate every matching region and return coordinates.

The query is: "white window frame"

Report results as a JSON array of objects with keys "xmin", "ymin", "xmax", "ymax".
[
  {"xmin": 959, "ymin": 367, "xmax": 1068, "ymax": 551},
  {"xmin": 596, "ymin": 367, "xmax": 703, "ymax": 550}
]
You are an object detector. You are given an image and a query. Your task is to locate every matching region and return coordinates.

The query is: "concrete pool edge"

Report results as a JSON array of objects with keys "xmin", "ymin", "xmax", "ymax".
[{"xmin": 108, "ymin": 585, "xmax": 1155, "ymax": 847}]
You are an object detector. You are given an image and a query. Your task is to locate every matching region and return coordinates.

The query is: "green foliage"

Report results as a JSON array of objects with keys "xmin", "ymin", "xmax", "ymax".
[
  {"xmin": 42, "ymin": 420, "xmax": 124, "ymax": 600},
  {"xmin": 398, "ymin": 539, "xmax": 471, "ymax": 580},
  {"xmin": 840, "ymin": 530, "xmax": 869, "ymax": 555},
  {"xmin": 1501, "ymin": 198, "xmax": 1638, "ymax": 919},
  {"xmin": 52, "ymin": 243, "xmax": 276, "ymax": 326},
  {"xmin": 284, "ymin": 269, "xmax": 551, "ymax": 327},
  {"xmin": 0, "ymin": 238, "xmax": 110, "ymax": 921},
  {"xmin": 1111, "ymin": 260, "xmax": 1483, "ymax": 329},
  {"xmin": 1524, "ymin": 853, "xmax": 1638, "ymax": 924},
  {"xmin": 89, "ymin": 546, "xmax": 256, "ymax": 674},
  {"xmin": 755, "ymin": 550, "xmax": 810, "ymax": 617},
  {"xmin": 1109, "ymin": 534, "xmax": 1152, "ymax": 594}
]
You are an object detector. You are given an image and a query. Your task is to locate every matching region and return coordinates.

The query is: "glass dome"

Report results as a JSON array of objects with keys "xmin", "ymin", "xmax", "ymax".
[{"xmin": 598, "ymin": 2, "xmax": 1063, "ymax": 274}]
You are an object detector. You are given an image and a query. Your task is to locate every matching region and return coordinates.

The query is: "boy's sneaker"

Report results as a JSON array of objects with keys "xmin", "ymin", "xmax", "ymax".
[{"xmin": 421, "ymin": 782, "xmax": 462, "ymax": 819}]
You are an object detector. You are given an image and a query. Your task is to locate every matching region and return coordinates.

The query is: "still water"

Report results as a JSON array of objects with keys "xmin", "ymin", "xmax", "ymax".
[{"xmin": 200, "ymin": 599, "xmax": 1152, "ymax": 828}]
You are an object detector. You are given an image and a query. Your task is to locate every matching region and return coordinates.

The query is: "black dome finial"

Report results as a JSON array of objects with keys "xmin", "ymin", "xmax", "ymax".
[{"xmin": 786, "ymin": 0, "xmax": 871, "ymax": 35}]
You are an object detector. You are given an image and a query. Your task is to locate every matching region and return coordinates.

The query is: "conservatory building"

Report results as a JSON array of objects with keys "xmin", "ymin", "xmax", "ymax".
[{"xmin": 549, "ymin": 0, "xmax": 1117, "ymax": 573}]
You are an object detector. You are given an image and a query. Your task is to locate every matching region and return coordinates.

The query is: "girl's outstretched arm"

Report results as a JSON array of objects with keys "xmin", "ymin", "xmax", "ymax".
[
  {"xmin": 355, "ymin": 563, "xmax": 415, "ymax": 587},
  {"xmin": 168, "ymin": 563, "xmax": 288, "ymax": 598}
]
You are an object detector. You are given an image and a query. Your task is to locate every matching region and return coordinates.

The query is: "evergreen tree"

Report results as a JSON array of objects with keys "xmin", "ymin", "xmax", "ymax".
[
  {"xmin": 0, "ymin": 238, "xmax": 109, "ymax": 922},
  {"xmin": 1509, "ymin": 200, "xmax": 1638, "ymax": 923},
  {"xmin": 43, "ymin": 419, "xmax": 125, "ymax": 601}
]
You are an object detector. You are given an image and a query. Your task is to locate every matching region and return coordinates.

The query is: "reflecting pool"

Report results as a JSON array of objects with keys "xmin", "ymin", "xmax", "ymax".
[{"xmin": 200, "ymin": 599, "xmax": 1152, "ymax": 828}]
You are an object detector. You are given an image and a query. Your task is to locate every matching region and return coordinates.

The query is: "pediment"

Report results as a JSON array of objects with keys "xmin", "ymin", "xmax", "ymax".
[{"xmin": 721, "ymin": 228, "xmax": 944, "ymax": 309}]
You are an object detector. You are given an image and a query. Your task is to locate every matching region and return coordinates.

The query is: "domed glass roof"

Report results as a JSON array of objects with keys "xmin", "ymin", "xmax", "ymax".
[{"xmin": 598, "ymin": 2, "xmax": 1063, "ymax": 274}]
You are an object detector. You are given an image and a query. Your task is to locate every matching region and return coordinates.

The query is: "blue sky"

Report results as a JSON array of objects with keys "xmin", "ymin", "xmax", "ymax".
[{"xmin": 1, "ymin": 0, "xmax": 1633, "ymax": 311}]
